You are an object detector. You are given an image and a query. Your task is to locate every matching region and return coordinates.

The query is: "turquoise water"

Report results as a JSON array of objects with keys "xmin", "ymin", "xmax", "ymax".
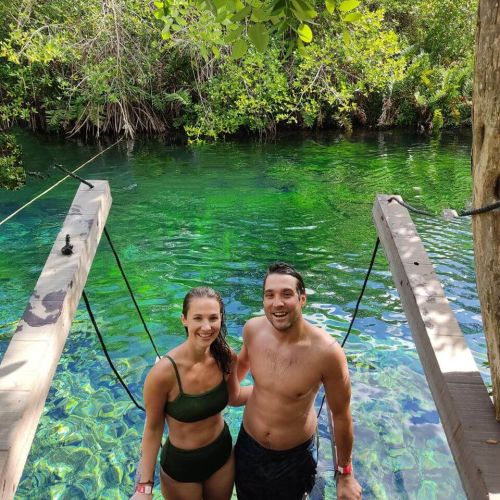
[{"xmin": 0, "ymin": 129, "xmax": 484, "ymax": 499}]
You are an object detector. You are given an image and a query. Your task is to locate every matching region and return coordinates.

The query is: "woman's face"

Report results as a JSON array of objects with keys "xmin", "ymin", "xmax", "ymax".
[{"xmin": 181, "ymin": 297, "xmax": 222, "ymax": 345}]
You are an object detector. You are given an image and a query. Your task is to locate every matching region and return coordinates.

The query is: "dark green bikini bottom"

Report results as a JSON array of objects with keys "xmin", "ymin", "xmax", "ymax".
[{"xmin": 160, "ymin": 421, "xmax": 232, "ymax": 483}]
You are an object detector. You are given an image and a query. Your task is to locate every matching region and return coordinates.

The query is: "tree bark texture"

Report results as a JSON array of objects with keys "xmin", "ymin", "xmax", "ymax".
[{"xmin": 472, "ymin": 0, "xmax": 500, "ymax": 419}]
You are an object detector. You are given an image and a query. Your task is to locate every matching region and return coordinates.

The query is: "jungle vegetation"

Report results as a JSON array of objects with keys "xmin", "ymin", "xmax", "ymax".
[{"xmin": 0, "ymin": 0, "xmax": 477, "ymax": 143}]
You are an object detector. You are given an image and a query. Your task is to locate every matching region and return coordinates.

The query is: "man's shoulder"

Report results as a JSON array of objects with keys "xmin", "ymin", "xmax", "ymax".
[
  {"xmin": 306, "ymin": 322, "xmax": 337, "ymax": 344},
  {"xmin": 242, "ymin": 316, "xmax": 271, "ymax": 347},
  {"xmin": 244, "ymin": 315, "xmax": 267, "ymax": 332},
  {"xmin": 305, "ymin": 323, "xmax": 343, "ymax": 359}
]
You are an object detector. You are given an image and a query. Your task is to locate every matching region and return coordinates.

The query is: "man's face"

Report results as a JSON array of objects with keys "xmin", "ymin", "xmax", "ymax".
[{"xmin": 263, "ymin": 273, "xmax": 306, "ymax": 332}]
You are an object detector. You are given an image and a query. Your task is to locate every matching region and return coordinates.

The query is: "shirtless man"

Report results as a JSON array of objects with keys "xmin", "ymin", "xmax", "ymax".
[{"xmin": 235, "ymin": 262, "xmax": 362, "ymax": 500}]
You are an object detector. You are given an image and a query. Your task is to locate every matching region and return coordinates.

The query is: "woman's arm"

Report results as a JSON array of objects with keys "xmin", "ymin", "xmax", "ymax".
[
  {"xmin": 131, "ymin": 363, "xmax": 170, "ymax": 498},
  {"xmin": 227, "ymin": 351, "xmax": 253, "ymax": 406}
]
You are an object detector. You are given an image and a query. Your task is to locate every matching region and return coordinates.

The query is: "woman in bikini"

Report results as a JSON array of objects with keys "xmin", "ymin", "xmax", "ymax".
[{"xmin": 131, "ymin": 286, "xmax": 250, "ymax": 500}]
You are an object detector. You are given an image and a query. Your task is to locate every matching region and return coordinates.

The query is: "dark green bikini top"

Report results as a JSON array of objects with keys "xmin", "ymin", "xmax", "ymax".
[{"xmin": 164, "ymin": 355, "xmax": 228, "ymax": 423}]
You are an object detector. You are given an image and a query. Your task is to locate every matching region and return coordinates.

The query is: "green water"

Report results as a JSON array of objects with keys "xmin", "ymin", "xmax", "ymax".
[{"xmin": 0, "ymin": 129, "xmax": 484, "ymax": 499}]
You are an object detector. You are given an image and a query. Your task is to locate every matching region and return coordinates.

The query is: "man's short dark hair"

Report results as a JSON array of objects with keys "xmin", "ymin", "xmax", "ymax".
[{"xmin": 263, "ymin": 262, "xmax": 306, "ymax": 296}]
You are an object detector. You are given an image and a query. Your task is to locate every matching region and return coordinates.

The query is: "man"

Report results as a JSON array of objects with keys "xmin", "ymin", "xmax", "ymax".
[{"xmin": 235, "ymin": 262, "xmax": 362, "ymax": 500}]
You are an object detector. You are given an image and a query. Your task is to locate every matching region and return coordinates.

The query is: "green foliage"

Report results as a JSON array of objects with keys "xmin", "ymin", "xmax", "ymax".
[
  {"xmin": 391, "ymin": 53, "xmax": 473, "ymax": 129},
  {"xmin": 0, "ymin": 133, "xmax": 25, "ymax": 190},
  {"xmin": 431, "ymin": 109, "xmax": 443, "ymax": 133},
  {"xmin": 0, "ymin": 0, "xmax": 477, "ymax": 139},
  {"xmin": 155, "ymin": 0, "xmax": 364, "ymax": 56},
  {"xmin": 185, "ymin": 47, "xmax": 293, "ymax": 141},
  {"xmin": 292, "ymin": 9, "xmax": 405, "ymax": 129},
  {"xmin": 0, "ymin": 0, "xmax": 179, "ymax": 137}
]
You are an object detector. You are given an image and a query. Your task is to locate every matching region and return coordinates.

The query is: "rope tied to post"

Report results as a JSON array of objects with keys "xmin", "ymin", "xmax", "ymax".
[{"xmin": 387, "ymin": 196, "xmax": 500, "ymax": 219}]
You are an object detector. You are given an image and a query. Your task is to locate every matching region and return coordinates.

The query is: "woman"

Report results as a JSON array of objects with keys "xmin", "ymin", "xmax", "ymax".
[{"xmin": 132, "ymin": 287, "xmax": 250, "ymax": 500}]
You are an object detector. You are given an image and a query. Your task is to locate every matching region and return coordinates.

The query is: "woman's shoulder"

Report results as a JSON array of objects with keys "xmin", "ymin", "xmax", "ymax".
[{"xmin": 146, "ymin": 352, "xmax": 178, "ymax": 389}]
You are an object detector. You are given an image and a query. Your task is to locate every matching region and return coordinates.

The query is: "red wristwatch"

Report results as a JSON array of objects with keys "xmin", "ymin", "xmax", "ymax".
[
  {"xmin": 336, "ymin": 463, "xmax": 353, "ymax": 475},
  {"xmin": 135, "ymin": 482, "xmax": 153, "ymax": 494}
]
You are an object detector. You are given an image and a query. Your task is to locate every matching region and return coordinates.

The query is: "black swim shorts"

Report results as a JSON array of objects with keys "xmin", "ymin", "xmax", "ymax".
[{"xmin": 234, "ymin": 425, "xmax": 317, "ymax": 500}]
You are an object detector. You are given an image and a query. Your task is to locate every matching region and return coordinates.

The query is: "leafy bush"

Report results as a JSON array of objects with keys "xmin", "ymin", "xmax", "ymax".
[
  {"xmin": 0, "ymin": 133, "xmax": 25, "ymax": 190},
  {"xmin": 0, "ymin": 0, "xmax": 477, "ymax": 139},
  {"xmin": 392, "ymin": 53, "xmax": 473, "ymax": 129},
  {"xmin": 185, "ymin": 47, "xmax": 293, "ymax": 141},
  {"xmin": 292, "ymin": 9, "xmax": 405, "ymax": 130}
]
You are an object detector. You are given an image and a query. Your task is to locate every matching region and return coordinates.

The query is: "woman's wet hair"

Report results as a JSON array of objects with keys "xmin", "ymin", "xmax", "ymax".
[
  {"xmin": 263, "ymin": 262, "xmax": 306, "ymax": 296},
  {"xmin": 182, "ymin": 286, "xmax": 232, "ymax": 374}
]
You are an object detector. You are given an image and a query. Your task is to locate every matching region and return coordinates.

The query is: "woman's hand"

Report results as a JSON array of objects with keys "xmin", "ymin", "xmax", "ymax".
[
  {"xmin": 130, "ymin": 492, "xmax": 153, "ymax": 500},
  {"xmin": 229, "ymin": 351, "xmax": 238, "ymax": 371},
  {"xmin": 227, "ymin": 350, "xmax": 253, "ymax": 406}
]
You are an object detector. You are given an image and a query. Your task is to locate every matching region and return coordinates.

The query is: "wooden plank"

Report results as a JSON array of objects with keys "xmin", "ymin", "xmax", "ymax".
[
  {"xmin": 373, "ymin": 194, "xmax": 500, "ymax": 500},
  {"xmin": 0, "ymin": 181, "xmax": 111, "ymax": 500}
]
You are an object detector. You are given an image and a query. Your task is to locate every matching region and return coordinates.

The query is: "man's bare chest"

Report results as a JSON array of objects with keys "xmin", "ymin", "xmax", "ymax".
[{"xmin": 250, "ymin": 345, "xmax": 320, "ymax": 398}]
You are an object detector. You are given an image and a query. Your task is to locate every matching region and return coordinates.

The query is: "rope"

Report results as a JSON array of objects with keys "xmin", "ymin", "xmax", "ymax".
[
  {"xmin": 82, "ymin": 290, "xmax": 145, "ymax": 412},
  {"xmin": 103, "ymin": 227, "xmax": 161, "ymax": 359},
  {"xmin": 387, "ymin": 197, "xmax": 434, "ymax": 217},
  {"xmin": 317, "ymin": 237, "xmax": 380, "ymax": 419},
  {"xmin": 0, "ymin": 138, "xmax": 122, "ymax": 227},
  {"xmin": 387, "ymin": 196, "xmax": 500, "ymax": 218},
  {"xmin": 459, "ymin": 200, "xmax": 500, "ymax": 216},
  {"xmin": 53, "ymin": 163, "xmax": 94, "ymax": 188}
]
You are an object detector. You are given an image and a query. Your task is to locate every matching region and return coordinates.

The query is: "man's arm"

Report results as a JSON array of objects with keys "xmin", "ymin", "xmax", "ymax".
[{"xmin": 322, "ymin": 340, "xmax": 362, "ymax": 500}]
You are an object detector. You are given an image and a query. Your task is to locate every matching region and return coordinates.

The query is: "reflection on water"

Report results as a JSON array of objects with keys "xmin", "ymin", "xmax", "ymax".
[{"xmin": 0, "ymin": 129, "xmax": 479, "ymax": 499}]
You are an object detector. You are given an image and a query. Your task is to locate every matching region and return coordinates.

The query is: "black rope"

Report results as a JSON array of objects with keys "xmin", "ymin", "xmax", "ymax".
[
  {"xmin": 459, "ymin": 200, "xmax": 500, "ymax": 216},
  {"xmin": 103, "ymin": 227, "xmax": 161, "ymax": 359},
  {"xmin": 54, "ymin": 163, "xmax": 94, "ymax": 188},
  {"xmin": 388, "ymin": 196, "xmax": 500, "ymax": 218},
  {"xmin": 82, "ymin": 290, "xmax": 145, "ymax": 412},
  {"xmin": 387, "ymin": 197, "xmax": 434, "ymax": 216},
  {"xmin": 317, "ymin": 237, "xmax": 380, "ymax": 420}
]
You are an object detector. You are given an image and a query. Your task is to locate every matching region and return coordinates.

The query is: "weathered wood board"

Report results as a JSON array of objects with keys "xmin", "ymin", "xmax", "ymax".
[
  {"xmin": 373, "ymin": 194, "xmax": 500, "ymax": 500},
  {"xmin": 0, "ymin": 181, "xmax": 111, "ymax": 500}
]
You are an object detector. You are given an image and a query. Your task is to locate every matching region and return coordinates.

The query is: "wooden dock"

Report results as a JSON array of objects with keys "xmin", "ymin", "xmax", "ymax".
[
  {"xmin": 373, "ymin": 194, "xmax": 500, "ymax": 500},
  {"xmin": 0, "ymin": 181, "xmax": 111, "ymax": 499}
]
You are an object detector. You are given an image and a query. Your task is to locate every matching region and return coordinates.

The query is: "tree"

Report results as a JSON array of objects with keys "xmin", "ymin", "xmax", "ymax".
[{"xmin": 471, "ymin": 0, "xmax": 500, "ymax": 419}]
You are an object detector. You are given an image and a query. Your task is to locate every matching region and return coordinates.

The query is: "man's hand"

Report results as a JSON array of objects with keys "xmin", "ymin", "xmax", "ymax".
[{"xmin": 337, "ymin": 474, "xmax": 362, "ymax": 500}]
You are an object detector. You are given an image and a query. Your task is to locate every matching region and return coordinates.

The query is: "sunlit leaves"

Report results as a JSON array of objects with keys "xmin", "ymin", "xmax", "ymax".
[
  {"xmin": 342, "ymin": 29, "xmax": 351, "ymax": 46},
  {"xmin": 339, "ymin": 0, "xmax": 360, "ymax": 13},
  {"xmin": 343, "ymin": 11, "xmax": 362, "ymax": 23},
  {"xmin": 297, "ymin": 24, "xmax": 313, "ymax": 43},
  {"xmin": 325, "ymin": 0, "xmax": 336, "ymax": 14}
]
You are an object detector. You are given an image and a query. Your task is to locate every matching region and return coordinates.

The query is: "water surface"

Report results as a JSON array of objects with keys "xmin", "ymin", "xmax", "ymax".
[{"xmin": 0, "ymin": 129, "xmax": 483, "ymax": 499}]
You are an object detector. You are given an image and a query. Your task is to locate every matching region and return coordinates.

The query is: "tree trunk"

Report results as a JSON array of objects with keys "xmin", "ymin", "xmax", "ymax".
[{"xmin": 472, "ymin": 0, "xmax": 500, "ymax": 419}]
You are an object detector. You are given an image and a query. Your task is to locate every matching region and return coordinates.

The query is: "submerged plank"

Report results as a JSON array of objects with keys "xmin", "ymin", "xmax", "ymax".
[
  {"xmin": 373, "ymin": 194, "xmax": 500, "ymax": 499},
  {"xmin": 0, "ymin": 181, "xmax": 111, "ymax": 500}
]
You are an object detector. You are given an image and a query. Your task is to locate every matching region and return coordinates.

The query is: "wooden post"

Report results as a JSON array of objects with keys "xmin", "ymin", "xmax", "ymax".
[
  {"xmin": 472, "ymin": 0, "xmax": 500, "ymax": 420},
  {"xmin": 373, "ymin": 194, "xmax": 500, "ymax": 500},
  {"xmin": 0, "ymin": 181, "xmax": 111, "ymax": 499}
]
